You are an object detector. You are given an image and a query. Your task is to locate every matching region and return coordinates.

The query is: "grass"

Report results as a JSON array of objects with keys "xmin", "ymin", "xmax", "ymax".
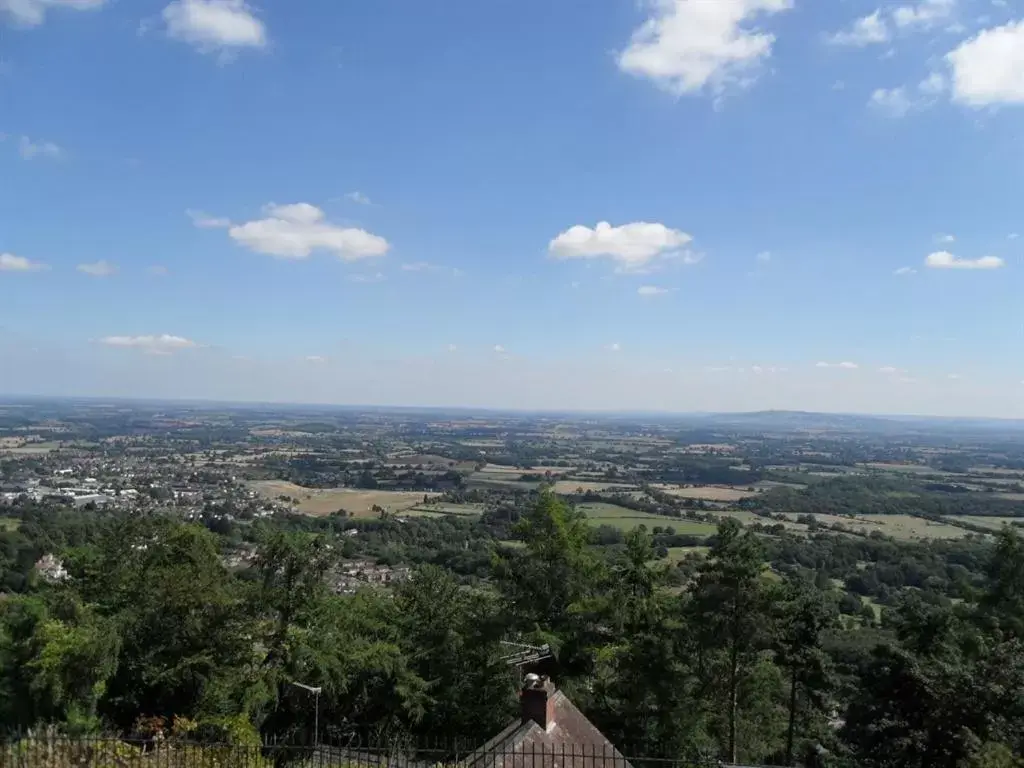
[
  {"xmin": 578, "ymin": 502, "xmax": 718, "ymax": 535},
  {"xmin": 653, "ymin": 485, "xmax": 758, "ymax": 502},
  {"xmin": 0, "ymin": 441, "xmax": 63, "ymax": 455},
  {"xmin": 950, "ymin": 515, "xmax": 1024, "ymax": 531},
  {"xmin": 552, "ymin": 480, "xmax": 638, "ymax": 494},
  {"xmin": 663, "ymin": 546, "xmax": 710, "ymax": 562},
  {"xmin": 406, "ymin": 502, "xmax": 483, "ymax": 518},
  {"xmin": 0, "ymin": 518, "xmax": 19, "ymax": 532},
  {"xmin": 248, "ymin": 480, "xmax": 435, "ymax": 518},
  {"xmin": 711, "ymin": 509, "xmax": 809, "ymax": 532},
  {"xmin": 861, "ymin": 514, "xmax": 975, "ymax": 540}
]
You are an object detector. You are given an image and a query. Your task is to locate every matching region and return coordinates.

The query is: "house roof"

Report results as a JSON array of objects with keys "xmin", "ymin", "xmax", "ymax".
[{"xmin": 464, "ymin": 690, "xmax": 634, "ymax": 768}]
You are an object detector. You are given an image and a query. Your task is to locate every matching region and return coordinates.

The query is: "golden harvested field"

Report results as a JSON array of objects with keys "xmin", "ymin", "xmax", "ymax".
[
  {"xmin": 248, "ymin": 481, "xmax": 435, "ymax": 517},
  {"xmin": 653, "ymin": 485, "xmax": 758, "ymax": 501}
]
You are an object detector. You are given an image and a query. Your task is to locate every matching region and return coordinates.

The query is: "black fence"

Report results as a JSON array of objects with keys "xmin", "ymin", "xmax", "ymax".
[{"xmin": 0, "ymin": 736, "xmax": 778, "ymax": 768}]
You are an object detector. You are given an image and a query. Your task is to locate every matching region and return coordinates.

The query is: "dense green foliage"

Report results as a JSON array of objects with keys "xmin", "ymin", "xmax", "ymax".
[{"xmin": 2, "ymin": 492, "xmax": 1024, "ymax": 767}]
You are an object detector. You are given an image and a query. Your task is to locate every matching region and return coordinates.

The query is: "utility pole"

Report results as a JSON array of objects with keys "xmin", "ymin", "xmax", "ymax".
[{"xmin": 289, "ymin": 681, "xmax": 323, "ymax": 745}]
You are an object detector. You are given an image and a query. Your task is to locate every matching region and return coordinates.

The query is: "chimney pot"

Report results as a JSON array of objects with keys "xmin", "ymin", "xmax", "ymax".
[{"xmin": 521, "ymin": 676, "xmax": 556, "ymax": 730}]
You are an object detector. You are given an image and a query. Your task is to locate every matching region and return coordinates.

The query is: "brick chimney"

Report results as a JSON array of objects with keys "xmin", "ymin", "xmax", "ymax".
[{"xmin": 521, "ymin": 675, "xmax": 556, "ymax": 730}]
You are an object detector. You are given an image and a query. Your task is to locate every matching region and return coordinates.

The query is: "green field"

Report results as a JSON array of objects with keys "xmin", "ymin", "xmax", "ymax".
[
  {"xmin": 663, "ymin": 546, "xmax": 710, "ymax": 562},
  {"xmin": 578, "ymin": 503, "xmax": 718, "ymax": 535},
  {"xmin": 950, "ymin": 515, "xmax": 1024, "ymax": 531},
  {"xmin": 406, "ymin": 503, "xmax": 483, "ymax": 518}
]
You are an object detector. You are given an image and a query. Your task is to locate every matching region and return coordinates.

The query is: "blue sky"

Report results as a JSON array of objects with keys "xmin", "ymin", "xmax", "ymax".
[{"xmin": 1, "ymin": 0, "xmax": 1023, "ymax": 416}]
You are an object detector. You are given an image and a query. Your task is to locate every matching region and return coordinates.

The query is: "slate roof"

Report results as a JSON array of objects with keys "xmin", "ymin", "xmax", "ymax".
[{"xmin": 464, "ymin": 690, "xmax": 635, "ymax": 768}]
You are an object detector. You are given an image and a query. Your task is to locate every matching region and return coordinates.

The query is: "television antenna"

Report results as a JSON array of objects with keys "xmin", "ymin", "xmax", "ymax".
[{"xmin": 500, "ymin": 640, "xmax": 554, "ymax": 667}]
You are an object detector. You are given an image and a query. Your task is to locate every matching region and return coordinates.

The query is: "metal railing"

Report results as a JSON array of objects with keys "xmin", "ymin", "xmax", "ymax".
[{"xmin": 0, "ymin": 736, "xmax": 759, "ymax": 768}]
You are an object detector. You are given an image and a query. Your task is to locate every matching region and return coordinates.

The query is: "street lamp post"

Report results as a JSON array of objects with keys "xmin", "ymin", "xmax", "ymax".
[{"xmin": 289, "ymin": 681, "xmax": 323, "ymax": 746}]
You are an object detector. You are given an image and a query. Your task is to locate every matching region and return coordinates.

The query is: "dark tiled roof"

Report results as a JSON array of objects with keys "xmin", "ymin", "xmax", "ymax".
[{"xmin": 464, "ymin": 692, "xmax": 634, "ymax": 768}]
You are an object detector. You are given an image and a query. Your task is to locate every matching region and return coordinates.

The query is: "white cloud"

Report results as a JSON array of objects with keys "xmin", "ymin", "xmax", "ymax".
[
  {"xmin": 869, "ymin": 72, "xmax": 947, "ymax": 116},
  {"xmin": 947, "ymin": 372, "xmax": 963, "ymax": 380},
  {"xmin": 893, "ymin": 0, "xmax": 956, "ymax": 29},
  {"xmin": 0, "ymin": 252, "xmax": 47, "ymax": 272},
  {"xmin": 879, "ymin": 366, "xmax": 906, "ymax": 374},
  {"xmin": 919, "ymin": 71, "xmax": 947, "ymax": 96},
  {"xmin": 826, "ymin": 11, "xmax": 890, "ymax": 47},
  {"xmin": 755, "ymin": 250, "xmax": 772, "ymax": 262},
  {"xmin": 637, "ymin": 285, "xmax": 669, "ymax": 296},
  {"xmin": 608, "ymin": 342, "xmax": 622, "ymax": 353},
  {"xmin": 617, "ymin": 0, "xmax": 793, "ymax": 96},
  {"xmin": 1, "ymin": 0, "xmax": 105, "ymax": 27},
  {"xmin": 935, "ymin": 232, "xmax": 956, "ymax": 243},
  {"xmin": 344, "ymin": 191, "xmax": 372, "ymax": 205},
  {"xmin": 162, "ymin": 0, "xmax": 265, "ymax": 51},
  {"xmin": 894, "ymin": 266, "xmax": 917, "ymax": 275},
  {"xmin": 493, "ymin": 345, "xmax": 506, "ymax": 354},
  {"xmin": 815, "ymin": 361, "xmax": 859, "ymax": 369},
  {"xmin": 305, "ymin": 355, "xmax": 327, "ymax": 363},
  {"xmin": 869, "ymin": 86, "xmax": 915, "ymax": 117},
  {"xmin": 186, "ymin": 209, "xmax": 231, "ymax": 228},
  {"xmin": 148, "ymin": 265, "xmax": 169, "ymax": 276},
  {"xmin": 18, "ymin": 135, "xmax": 61, "ymax": 159},
  {"xmin": 947, "ymin": 21, "xmax": 1024, "ymax": 106},
  {"xmin": 925, "ymin": 250, "xmax": 1004, "ymax": 269},
  {"xmin": 100, "ymin": 334, "xmax": 198, "ymax": 355},
  {"xmin": 77, "ymin": 260, "xmax": 118, "ymax": 277},
  {"xmin": 549, "ymin": 221, "xmax": 692, "ymax": 272},
  {"xmin": 210, "ymin": 202, "xmax": 389, "ymax": 261}
]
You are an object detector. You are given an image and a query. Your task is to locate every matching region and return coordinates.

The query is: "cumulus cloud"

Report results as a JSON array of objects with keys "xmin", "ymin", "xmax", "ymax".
[
  {"xmin": 894, "ymin": 266, "xmax": 916, "ymax": 275},
  {"xmin": 815, "ymin": 361, "xmax": 859, "ymax": 369},
  {"xmin": 0, "ymin": 252, "xmax": 47, "ymax": 272},
  {"xmin": 549, "ymin": 221, "xmax": 693, "ymax": 272},
  {"xmin": 163, "ymin": 0, "xmax": 265, "ymax": 51},
  {"xmin": 199, "ymin": 203, "xmax": 390, "ymax": 261},
  {"xmin": 18, "ymin": 135, "xmax": 61, "ymax": 160},
  {"xmin": 1, "ymin": 0, "xmax": 105, "ymax": 27},
  {"xmin": 637, "ymin": 285, "xmax": 669, "ymax": 296},
  {"xmin": 77, "ymin": 260, "xmax": 118, "ymax": 277},
  {"xmin": 925, "ymin": 250, "xmax": 1004, "ymax": 269},
  {"xmin": 826, "ymin": 11, "xmax": 890, "ymax": 47},
  {"xmin": 617, "ymin": 0, "xmax": 793, "ymax": 96},
  {"xmin": 935, "ymin": 233, "xmax": 956, "ymax": 244},
  {"xmin": 946, "ymin": 21, "xmax": 1024, "ymax": 106},
  {"xmin": 100, "ymin": 334, "xmax": 198, "ymax": 355}
]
